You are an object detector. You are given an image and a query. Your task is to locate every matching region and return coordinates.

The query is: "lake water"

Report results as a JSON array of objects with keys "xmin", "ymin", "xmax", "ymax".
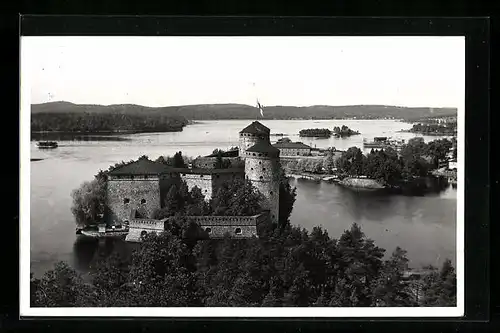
[{"xmin": 29, "ymin": 120, "xmax": 457, "ymax": 277}]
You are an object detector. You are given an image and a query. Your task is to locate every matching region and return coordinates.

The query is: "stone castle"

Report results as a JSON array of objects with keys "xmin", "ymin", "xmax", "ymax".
[{"xmin": 105, "ymin": 121, "xmax": 281, "ymax": 241}]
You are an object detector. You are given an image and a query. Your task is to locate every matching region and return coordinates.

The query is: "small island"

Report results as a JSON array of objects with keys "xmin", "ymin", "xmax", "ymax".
[
  {"xmin": 333, "ymin": 125, "xmax": 360, "ymax": 137},
  {"xmin": 299, "ymin": 128, "xmax": 332, "ymax": 138},
  {"xmin": 403, "ymin": 122, "xmax": 457, "ymax": 136}
]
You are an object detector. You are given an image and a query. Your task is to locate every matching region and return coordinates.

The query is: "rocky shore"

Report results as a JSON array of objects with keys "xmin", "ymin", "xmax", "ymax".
[{"xmin": 337, "ymin": 177, "xmax": 386, "ymax": 190}]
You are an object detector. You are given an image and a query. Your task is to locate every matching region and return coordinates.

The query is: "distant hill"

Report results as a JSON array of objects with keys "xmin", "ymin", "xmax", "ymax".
[{"xmin": 31, "ymin": 102, "xmax": 457, "ymax": 121}]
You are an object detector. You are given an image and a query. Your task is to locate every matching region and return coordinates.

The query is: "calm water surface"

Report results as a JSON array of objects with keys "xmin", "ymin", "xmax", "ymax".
[{"xmin": 29, "ymin": 120, "xmax": 456, "ymax": 276}]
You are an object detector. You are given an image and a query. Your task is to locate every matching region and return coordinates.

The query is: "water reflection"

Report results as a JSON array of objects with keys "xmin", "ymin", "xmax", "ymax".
[
  {"xmin": 72, "ymin": 236, "xmax": 134, "ymax": 273},
  {"xmin": 71, "ymin": 236, "xmax": 98, "ymax": 272}
]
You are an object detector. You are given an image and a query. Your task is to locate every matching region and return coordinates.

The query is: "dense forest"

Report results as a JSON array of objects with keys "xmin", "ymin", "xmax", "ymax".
[
  {"xmin": 408, "ymin": 123, "xmax": 457, "ymax": 135},
  {"xmin": 31, "ymin": 112, "xmax": 188, "ymax": 133},
  {"xmin": 30, "ymin": 221, "xmax": 457, "ymax": 307},
  {"xmin": 32, "ymin": 102, "xmax": 457, "ymax": 121}
]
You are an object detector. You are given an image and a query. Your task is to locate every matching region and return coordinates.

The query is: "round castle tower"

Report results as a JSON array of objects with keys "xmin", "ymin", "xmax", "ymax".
[
  {"xmin": 239, "ymin": 121, "xmax": 271, "ymax": 158},
  {"xmin": 244, "ymin": 140, "xmax": 280, "ymax": 225}
]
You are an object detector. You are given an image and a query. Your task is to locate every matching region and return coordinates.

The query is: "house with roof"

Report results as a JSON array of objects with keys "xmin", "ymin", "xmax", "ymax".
[{"xmin": 272, "ymin": 141, "xmax": 312, "ymax": 157}]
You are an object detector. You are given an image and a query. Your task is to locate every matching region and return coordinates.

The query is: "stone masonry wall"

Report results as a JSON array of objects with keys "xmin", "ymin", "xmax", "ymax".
[
  {"xmin": 193, "ymin": 157, "xmax": 240, "ymax": 169},
  {"xmin": 244, "ymin": 156, "xmax": 280, "ymax": 224},
  {"xmin": 106, "ymin": 177, "xmax": 161, "ymax": 226},
  {"xmin": 239, "ymin": 133, "xmax": 269, "ymax": 157},
  {"xmin": 181, "ymin": 173, "xmax": 214, "ymax": 200},
  {"xmin": 187, "ymin": 213, "xmax": 269, "ymax": 239},
  {"xmin": 124, "ymin": 218, "xmax": 166, "ymax": 242},
  {"xmin": 277, "ymin": 147, "xmax": 311, "ymax": 156}
]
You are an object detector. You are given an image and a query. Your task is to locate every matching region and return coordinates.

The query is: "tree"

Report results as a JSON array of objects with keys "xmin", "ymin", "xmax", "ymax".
[
  {"xmin": 335, "ymin": 223, "xmax": 385, "ymax": 306},
  {"xmin": 372, "ymin": 247, "xmax": 416, "ymax": 306},
  {"xmin": 421, "ymin": 259, "xmax": 457, "ymax": 306},
  {"xmin": 173, "ymin": 151, "xmax": 187, "ymax": 168},
  {"xmin": 70, "ymin": 176, "xmax": 107, "ymax": 227},
  {"xmin": 31, "ymin": 262, "xmax": 95, "ymax": 307},
  {"xmin": 210, "ymin": 178, "xmax": 263, "ymax": 216},
  {"xmin": 426, "ymin": 139, "xmax": 453, "ymax": 168},
  {"xmin": 214, "ymin": 151, "xmax": 232, "ymax": 169},
  {"xmin": 323, "ymin": 152, "xmax": 336, "ymax": 173},
  {"xmin": 336, "ymin": 147, "xmax": 365, "ymax": 176},
  {"xmin": 127, "ymin": 231, "xmax": 200, "ymax": 306},
  {"xmin": 277, "ymin": 163, "xmax": 297, "ymax": 229},
  {"xmin": 185, "ymin": 186, "xmax": 211, "ymax": 216}
]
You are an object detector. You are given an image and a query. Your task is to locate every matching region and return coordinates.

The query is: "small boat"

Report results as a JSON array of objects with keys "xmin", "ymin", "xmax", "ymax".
[
  {"xmin": 363, "ymin": 137, "xmax": 405, "ymax": 150},
  {"xmin": 37, "ymin": 141, "xmax": 58, "ymax": 149}
]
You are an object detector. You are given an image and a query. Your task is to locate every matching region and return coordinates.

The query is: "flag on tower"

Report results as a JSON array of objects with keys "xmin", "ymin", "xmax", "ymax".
[{"xmin": 256, "ymin": 98, "xmax": 264, "ymax": 117}]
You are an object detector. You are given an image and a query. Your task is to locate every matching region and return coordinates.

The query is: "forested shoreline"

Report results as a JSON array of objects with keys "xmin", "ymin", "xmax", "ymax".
[
  {"xmin": 31, "ymin": 113, "xmax": 189, "ymax": 133},
  {"xmin": 31, "ymin": 102, "xmax": 457, "ymax": 121}
]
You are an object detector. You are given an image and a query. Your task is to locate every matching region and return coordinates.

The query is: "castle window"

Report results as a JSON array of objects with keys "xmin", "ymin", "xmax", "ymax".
[
  {"xmin": 216, "ymin": 175, "xmax": 220, "ymax": 178},
  {"xmin": 130, "ymin": 175, "xmax": 134, "ymax": 180},
  {"xmin": 260, "ymin": 176, "xmax": 263, "ymax": 180},
  {"xmin": 140, "ymin": 230, "xmax": 148, "ymax": 239},
  {"xmin": 144, "ymin": 175, "xmax": 148, "ymax": 179},
  {"xmin": 235, "ymin": 227, "xmax": 242, "ymax": 235},
  {"xmin": 297, "ymin": 152, "xmax": 300, "ymax": 156},
  {"xmin": 259, "ymin": 161, "xmax": 262, "ymax": 165},
  {"xmin": 141, "ymin": 199, "xmax": 146, "ymax": 204},
  {"xmin": 200, "ymin": 175, "xmax": 203, "ymax": 178},
  {"xmin": 123, "ymin": 198, "xmax": 130, "ymax": 204},
  {"xmin": 270, "ymin": 191, "xmax": 273, "ymax": 195},
  {"xmin": 205, "ymin": 227, "xmax": 212, "ymax": 233},
  {"xmin": 263, "ymin": 168, "xmax": 266, "ymax": 171},
  {"xmin": 252, "ymin": 153, "xmax": 256, "ymax": 156}
]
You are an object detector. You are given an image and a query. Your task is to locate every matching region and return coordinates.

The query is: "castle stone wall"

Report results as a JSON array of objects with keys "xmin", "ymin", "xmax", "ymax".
[
  {"xmin": 107, "ymin": 177, "xmax": 161, "ymax": 226},
  {"xmin": 239, "ymin": 133, "xmax": 269, "ymax": 158},
  {"xmin": 277, "ymin": 147, "xmax": 311, "ymax": 157},
  {"xmin": 193, "ymin": 157, "xmax": 241, "ymax": 169},
  {"xmin": 187, "ymin": 213, "xmax": 269, "ymax": 239},
  {"xmin": 245, "ymin": 155, "xmax": 280, "ymax": 224},
  {"xmin": 181, "ymin": 173, "xmax": 214, "ymax": 200}
]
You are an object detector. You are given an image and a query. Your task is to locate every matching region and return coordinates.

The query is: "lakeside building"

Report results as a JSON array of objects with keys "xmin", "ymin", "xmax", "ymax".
[
  {"xmin": 272, "ymin": 141, "xmax": 312, "ymax": 156},
  {"xmin": 104, "ymin": 121, "xmax": 280, "ymax": 241}
]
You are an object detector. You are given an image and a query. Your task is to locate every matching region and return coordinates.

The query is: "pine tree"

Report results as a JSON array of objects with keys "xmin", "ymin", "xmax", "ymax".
[{"xmin": 371, "ymin": 247, "xmax": 416, "ymax": 306}]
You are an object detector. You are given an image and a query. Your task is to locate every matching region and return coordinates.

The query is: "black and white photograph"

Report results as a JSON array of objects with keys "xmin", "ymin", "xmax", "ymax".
[{"xmin": 20, "ymin": 35, "xmax": 464, "ymax": 317}]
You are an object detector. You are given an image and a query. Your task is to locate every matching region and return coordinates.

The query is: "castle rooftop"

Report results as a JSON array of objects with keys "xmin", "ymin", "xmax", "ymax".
[
  {"xmin": 239, "ymin": 121, "xmax": 270, "ymax": 135},
  {"xmin": 246, "ymin": 141, "xmax": 280, "ymax": 154},
  {"xmin": 272, "ymin": 142, "xmax": 312, "ymax": 149},
  {"xmin": 205, "ymin": 149, "xmax": 239, "ymax": 158},
  {"xmin": 108, "ymin": 157, "xmax": 170, "ymax": 176},
  {"xmin": 171, "ymin": 167, "xmax": 244, "ymax": 175}
]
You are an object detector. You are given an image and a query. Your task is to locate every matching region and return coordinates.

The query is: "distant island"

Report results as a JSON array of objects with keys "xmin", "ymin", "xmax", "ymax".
[
  {"xmin": 333, "ymin": 125, "xmax": 360, "ymax": 137},
  {"xmin": 299, "ymin": 128, "xmax": 332, "ymax": 138}
]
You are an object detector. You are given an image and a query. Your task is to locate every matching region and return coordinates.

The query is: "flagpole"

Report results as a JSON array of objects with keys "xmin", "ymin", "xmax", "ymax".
[{"xmin": 252, "ymin": 82, "xmax": 264, "ymax": 119}]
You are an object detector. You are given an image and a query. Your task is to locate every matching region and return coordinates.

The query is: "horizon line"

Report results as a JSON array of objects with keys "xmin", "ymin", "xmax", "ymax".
[{"xmin": 31, "ymin": 100, "xmax": 459, "ymax": 110}]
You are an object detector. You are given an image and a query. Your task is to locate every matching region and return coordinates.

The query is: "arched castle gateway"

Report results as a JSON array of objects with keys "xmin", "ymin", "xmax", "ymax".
[{"xmin": 105, "ymin": 121, "xmax": 280, "ymax": 241}]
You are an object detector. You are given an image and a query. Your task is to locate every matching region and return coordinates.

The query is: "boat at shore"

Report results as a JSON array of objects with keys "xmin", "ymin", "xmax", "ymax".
[
  {"xmin": 37, "ymin": 141, "xmax": 58, "ymax": 149},
  {"xmin": 363, "ymin": 137, "xmax": 405, "ymax": 150}
]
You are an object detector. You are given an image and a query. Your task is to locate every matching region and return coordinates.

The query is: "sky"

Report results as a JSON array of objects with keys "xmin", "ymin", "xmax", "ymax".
[{"xmin": 21, "ymin": 36, "xmax": 465, "ymax": 108}]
